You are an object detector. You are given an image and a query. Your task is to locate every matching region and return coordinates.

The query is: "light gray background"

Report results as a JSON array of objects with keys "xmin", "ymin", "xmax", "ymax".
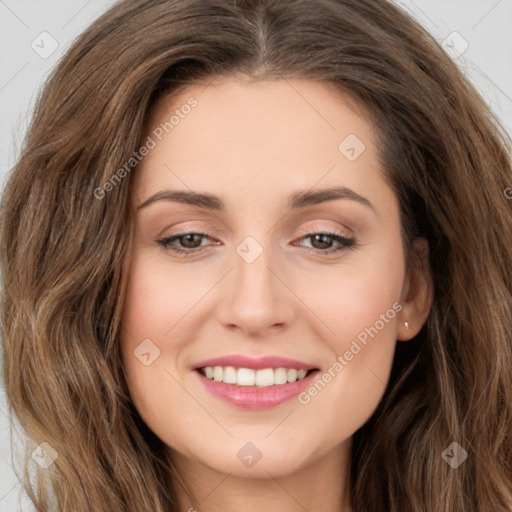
[{"xmin": 1, "ymin": 0, "xmax": 511, "ymax": 510}]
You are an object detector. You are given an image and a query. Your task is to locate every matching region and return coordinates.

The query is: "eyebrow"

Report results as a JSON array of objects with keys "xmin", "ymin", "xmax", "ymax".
[{"xmin": 137, "ymin": 186, "xmax": 375, "ymax": 213}]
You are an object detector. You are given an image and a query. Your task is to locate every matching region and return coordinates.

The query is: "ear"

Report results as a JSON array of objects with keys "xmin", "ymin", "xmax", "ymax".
[{"xmin": 397, "ymin": 237, "xmax": 433, "ymax": 341}]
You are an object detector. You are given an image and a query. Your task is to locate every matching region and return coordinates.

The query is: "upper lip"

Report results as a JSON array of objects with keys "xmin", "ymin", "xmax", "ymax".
[{"xmin": 192, "ymin": 355, "xmax": 318, "ymax": 371}]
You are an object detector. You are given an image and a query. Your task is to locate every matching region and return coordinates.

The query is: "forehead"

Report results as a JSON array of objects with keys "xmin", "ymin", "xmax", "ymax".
[
  {"xmin": 133, "ymin": 77, "xmax": 389, "ymax": 212},
  {"xmin": 143, "ymin": 76, "xmax": 373, "ymax": 145}
]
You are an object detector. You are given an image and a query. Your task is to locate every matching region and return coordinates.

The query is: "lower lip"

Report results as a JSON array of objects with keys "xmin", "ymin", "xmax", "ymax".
[{"xmin": 195, "ymin": 370, "xmax": 319, "ymax": 409}]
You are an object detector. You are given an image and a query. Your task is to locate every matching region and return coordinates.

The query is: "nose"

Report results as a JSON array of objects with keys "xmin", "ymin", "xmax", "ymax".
[{"xmin": 216, "ymin": 239, "xmax": 296, "ymax": 337}]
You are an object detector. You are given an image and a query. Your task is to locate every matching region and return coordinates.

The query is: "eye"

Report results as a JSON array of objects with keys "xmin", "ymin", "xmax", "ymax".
[
  {"xmin": 156, "ymin": 230, "xmax": 356, "ymax": 257},
  {"xmin": 293, "ymin": 231, "xmax": 357, "ymax": 255},
  {"xmin": 157, "ymin": 232, "xmax": 215, "ymax": 256}
]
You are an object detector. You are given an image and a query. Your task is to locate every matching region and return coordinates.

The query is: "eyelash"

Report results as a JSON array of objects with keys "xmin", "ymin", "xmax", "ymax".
[{"xmin": 156, "ymin": 230, "xmax": 357, "ymax": 257}]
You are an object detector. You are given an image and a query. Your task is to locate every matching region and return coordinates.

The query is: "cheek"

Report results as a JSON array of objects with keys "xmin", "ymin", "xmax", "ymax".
[
  {"xmin": 120, "ymin": 250, "xmax": 204, "ymax": 353},
  {"xmin": 294, "ymin": 306, "xmax": 399, "ymax": 453},
  {"xmin": 301, "ymin": 252, "xmax": 403, "ymax": 352},
  {"xmin": 296, "ymin": 270, "xmax": 402, "ymax": 441},
  {"xmin": 119, "ymin": 254, "xmax": 181, "ymax": 412},
  {"xmin": 119, "ymin": 251, "xmax": 217, "ymax": 432},
  {"xmin": 329, "ymin": 278, "xmax": 401, "ymax": 356}
]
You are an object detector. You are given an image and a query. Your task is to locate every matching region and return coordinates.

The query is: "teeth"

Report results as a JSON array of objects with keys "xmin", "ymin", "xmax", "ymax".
[
  {"xmin": 286, "ymin": 369, "xmax": 297, "ymax": 382},
  {"xmin": 213, "ymin": 366, "xmax": 223, "ymax": 382},
  {"xmin": 255, "ymin": 368, "xmax": 274, "ymax": 387},
  {"xmin": 223, "ymin": 366, "xmax": 237, "ymax": 384},
  {"xmin": 200, "ymin": 366, "xmax": 312, "ymax": 386},
  {"xmin": 274, "ymin": 367, "xmax": 288, "ymax": 385},
  {"xmin": 237, "ymin": 368, "xmax": 255, "ymax": 386}
]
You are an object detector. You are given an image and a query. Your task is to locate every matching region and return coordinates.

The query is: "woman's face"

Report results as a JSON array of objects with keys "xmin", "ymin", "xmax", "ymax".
[{"xmin": 120, "ymin": 77, "xmax": 431, "ymax": 479}]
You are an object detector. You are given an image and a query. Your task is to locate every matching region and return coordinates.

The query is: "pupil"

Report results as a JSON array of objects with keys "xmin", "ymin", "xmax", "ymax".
[
  {"xmin": 183, "ymin": 234, "xmax": 201, "ymax": 248},
  {"xmin": 313, "ymin": 234, "xmax": 331, "ymax": 249}
]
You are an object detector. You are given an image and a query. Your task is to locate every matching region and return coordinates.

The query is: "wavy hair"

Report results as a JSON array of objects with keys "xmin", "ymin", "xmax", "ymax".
[{"xmin": 1, "ymin": 0, "xmax": 511, "ymax": 510}]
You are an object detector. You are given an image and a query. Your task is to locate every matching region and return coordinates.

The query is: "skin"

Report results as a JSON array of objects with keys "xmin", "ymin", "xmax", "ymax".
[{"xmin": 120, "ymin": 76, "xmax": 433, "ymax": 512}]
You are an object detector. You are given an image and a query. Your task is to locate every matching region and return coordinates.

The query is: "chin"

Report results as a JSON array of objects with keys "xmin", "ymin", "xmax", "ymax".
[{"xmin": 171, "ymin": 435, "xmax": 317, "ymax": 478}]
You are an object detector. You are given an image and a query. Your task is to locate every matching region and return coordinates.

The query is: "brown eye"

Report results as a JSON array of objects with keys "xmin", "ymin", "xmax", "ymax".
[
  {"xmin": 157, "ymin": 232, "xmax": 213, "ymax": 255},
  {"xmin": 310, "ymin": 233, "xmax": 335, "ymax": 250},
  {"xmin": 294, "ymin": 232, "xmax": 356, "ymax": 255},
  {"xmin": 177, "ymin": 233, "xmax": 204, "ymax": 249}
]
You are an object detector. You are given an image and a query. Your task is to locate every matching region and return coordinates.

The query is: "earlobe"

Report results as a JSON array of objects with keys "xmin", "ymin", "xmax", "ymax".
[{"xmin": 397, "ymin": 238, "xmax": 433, "ymax": 341}]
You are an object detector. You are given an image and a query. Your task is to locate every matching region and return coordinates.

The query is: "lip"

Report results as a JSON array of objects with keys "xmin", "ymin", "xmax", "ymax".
[
  {"xmin": 191, "ymin": 354, "xmax": 316, "ymax": 371},
  {"xmin": 194, "ymin": 368, "xmax": 320, "ymax": 410}
]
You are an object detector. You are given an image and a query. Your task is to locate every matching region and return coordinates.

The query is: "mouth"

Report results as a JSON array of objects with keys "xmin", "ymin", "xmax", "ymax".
[
  {"xmin": 192, "ymin": 356, "xmax": 320, "ymax": 409},
  {"xmin": 196, "ymin": 366, "xmax": 318, "ymax": 387}
]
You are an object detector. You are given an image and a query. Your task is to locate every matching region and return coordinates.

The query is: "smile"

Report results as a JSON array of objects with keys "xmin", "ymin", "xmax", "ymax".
[
  {"xmin": 198, "ymin": 366, "xmax": 314, "ymax": 387},
  {"xmin": 192, "ymin": 355, "xmax": 320, "ymax": 409}
]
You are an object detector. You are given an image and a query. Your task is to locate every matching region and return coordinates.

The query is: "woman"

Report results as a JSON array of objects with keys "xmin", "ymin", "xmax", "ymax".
[{"xmin": 1, "ymin": 0, "xmax": 511, "ymax": 511}]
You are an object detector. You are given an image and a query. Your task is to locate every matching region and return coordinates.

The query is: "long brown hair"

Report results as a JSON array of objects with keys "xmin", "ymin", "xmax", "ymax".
[{"xmin": 1, "ymin": 0, "xmax": 511, "ymax": 510}]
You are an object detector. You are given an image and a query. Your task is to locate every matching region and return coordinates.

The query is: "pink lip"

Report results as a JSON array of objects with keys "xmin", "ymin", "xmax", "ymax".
[
  {"xmin": 194, "ymin": 369, "xmax": 319, "ymax": 410},
  {"xmin": 192, "ymin": 354, "xmax": 317, "ymax": 371}
]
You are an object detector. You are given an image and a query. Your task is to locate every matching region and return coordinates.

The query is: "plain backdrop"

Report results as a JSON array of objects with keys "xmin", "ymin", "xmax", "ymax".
[{"xmin": 1, "ymin": 0, "xmax": 511, "ymax": 510}]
